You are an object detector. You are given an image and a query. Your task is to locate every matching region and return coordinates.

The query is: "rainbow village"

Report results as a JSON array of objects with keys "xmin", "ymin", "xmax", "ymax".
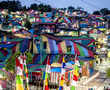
[{"xmin": 0, "ymin": 1, "xmax": 110, "ymax": 90}]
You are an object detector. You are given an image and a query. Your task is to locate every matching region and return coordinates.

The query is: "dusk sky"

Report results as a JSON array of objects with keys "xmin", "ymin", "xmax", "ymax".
[{"xmin": 1, "ymin": 0, "xmax": 110, "ymax": 13}]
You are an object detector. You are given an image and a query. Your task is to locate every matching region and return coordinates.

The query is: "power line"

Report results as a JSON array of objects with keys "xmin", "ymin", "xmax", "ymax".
[
  {"xmin": 34, "ymin": 0, "xmax": 44, "ymax": 4},
  {"xmin": 34, "ymin": 0, "xmax": 50, "ymax": 5},
  {"xmin": 80, "ymin": 0, "xmax": 101, "ymax": 10}
]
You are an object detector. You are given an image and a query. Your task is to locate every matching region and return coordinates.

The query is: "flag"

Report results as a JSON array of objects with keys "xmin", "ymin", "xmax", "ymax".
[
  {"xmin": 59, "ymin": 86, "xmax": 63, "ymax": 90},
  {"xmin": 72, "ymin": 55, "xmax": 80, "ymax": 82},
  {"xmin": 65, "ymin": 72, "xmax": 68, "ymax": 81},
  {"xmin": 44, "ymin": 56, "xmax": 50, "ymax": 90},
  {"xmin": 70, "ymin": 86, "xmax": 75, "ymax": 90},
  {"xmin": 59, "ymin": 75, "xmax": 64, "ymax": 86},
  {"xmin": 73, "ymin": 75, "xmax": 78, "ymax": 81},
  {"xmin": 61, "ymin": 56, "xmax": 66, "ymax": 74},
  {"xmin": 23, "ymin": 55, "xmax": 30, "ymax": 90},
  {"xmin": 74, "ymin": 54, "xmax": 78, "ymax": 62},
  {"xmin": 44, "ymin": 72, "xmax": 49, "ymax": 90},
  {"xmin": 62, "ymin": 56, "xmax": 65, "ymax": 68},
  {"xmin": 16, "ymin": 75, "xmax": 24, "ymax": 90},
  {"xmin": 46, "ymin": 56, "xmax": 51, "ymax": 73},
  {"xmin": 59, "ymin": 75, "xmax": 64, "ymax": 90},
  {"xmin": 74, "ymin": 54, "xmax": 80, "ymax": 66},
  {"xmin": 70, "ymin": 54, "xmax": 80, "ymax": 90},
  {"xmin": 59, "ymin": 56, "xmax": 65, "ymax": 90},
  {"xmin": 16, "ymin": 56, "xmax": 24, "ymax": 90}
]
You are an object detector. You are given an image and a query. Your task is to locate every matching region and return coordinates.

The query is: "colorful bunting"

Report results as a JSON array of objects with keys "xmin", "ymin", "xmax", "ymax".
[{"xmin": 44, "ymin": 56, "xmax": 51, "ymax": 90}]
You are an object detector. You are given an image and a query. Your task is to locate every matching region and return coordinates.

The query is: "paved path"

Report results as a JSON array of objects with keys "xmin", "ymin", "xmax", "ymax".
[{"xmin": 74, "ymin": 72, "xmax": 106, "ymax": 90}]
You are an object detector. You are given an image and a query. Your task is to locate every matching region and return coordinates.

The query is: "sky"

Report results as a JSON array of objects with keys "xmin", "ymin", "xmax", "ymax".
[{"xmin": 1, "ymin": 0, "xmax": 110, "ymax": 13}]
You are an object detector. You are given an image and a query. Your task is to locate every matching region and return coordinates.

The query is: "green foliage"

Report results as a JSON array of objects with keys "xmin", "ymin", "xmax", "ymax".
[
  {"xmin": 93, "ymin": 11, "xmax": 101, "ymax": 15},
  {"xmin": 100, "ymin": 8, "xmax": 109, "ymax": 15},
  {"xmin": 106, "ymin": 68, "xmax": 110, "ymax": 78},
  {"xmin": 24, "ymin": 20, "xmax": 32, "ymax": 30},
  {"xmin": 30, "ymin": 3, "xmax": 38, "ymax": 10},
  {"xmin": 93, "ymin": 8, "xmax": 110, "ymax": 15},
  {"xmin": 25, "ymin": 52, "xmax": 33, "ymax": 64},
  {"xmin": 0, "ymin": 1, "xmax": 22, "ymax": 11},
  {"xmin": 5, "ymin": 51, "xmax": 20, "ymax": 72},
  {"xmin": 22, "ymin": 6, "xmax": 27, "ymax": 11},
  {"xmin": 5, "ymin": 51, "xmax": 33, "ymax": 73},
  {"xmin": 68, "ymin": 6, "xmax": 75, "ymax": 11},
  {"xmin": 30, "ymin": 3, "xmax": 52, "ymax": 12}
]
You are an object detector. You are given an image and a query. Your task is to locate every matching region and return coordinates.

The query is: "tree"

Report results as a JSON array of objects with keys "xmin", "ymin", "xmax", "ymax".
[
  {"xmin": 29, "ymin": 3, "xmax": 52, "ymax": 12},
  {"xmin": 44, "ymin": 5, "xmax": 52, "ymax": 12},
  {"xmin": 100, "ymin": 8, "xmax": 109, "ymax": 15},
  {"xmin": 24, "ymin": 20, "xmax": 32, "ymax": 30},
  {"xmin": 22, "ymin": 6, "xmax": 27, "ymax": 11},
  {"xmin": 5, "ymin": 51, "xmax": 33, "ymax": 73},
  {"xmin": 0, "ymin": 1, "xmax": 53, "ymax": 12},
  {"xmin": 30, "ymin": 3, "xmax": 38, "ymax": 10},
  {"xmin": 0, "ymin": 1, "xmax": 22, "ymax": 11},
  {"xmin": 68, "ymin": 6, "xmax": 75, "ymax": 12},
  {"xmin": 37, "ymin": 4, "xmax": 52, "ymax": 12},
  {"xmin": 93, "ymin": 11, "xmax": 101, "ymax": 15},
  {"xmin": 106, "ymin": 68, "xmax": 110, "ymax": 78},
  {"xmin": 5, "ymin": 51, "xmax": 20, "ymax": 73},
  {"xmin": 0, "ymin": 1, "xmax": 8, "ymax": 9},
  {"xmin": 37, "ymin": 4, "xmax": 44, "ymax": 12},
  {"xmin": 93, "ymin": 8, "xmax": 110, "ymax": 15}
]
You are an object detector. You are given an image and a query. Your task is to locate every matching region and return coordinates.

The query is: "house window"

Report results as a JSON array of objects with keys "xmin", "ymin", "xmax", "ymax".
[
  {"xmin": 44, "ymin": 42, "xmax": 47, "ymax": 49},
  {"xmin": 67, "ymin": 46, "xmax": 71, "ymax": 52}
]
